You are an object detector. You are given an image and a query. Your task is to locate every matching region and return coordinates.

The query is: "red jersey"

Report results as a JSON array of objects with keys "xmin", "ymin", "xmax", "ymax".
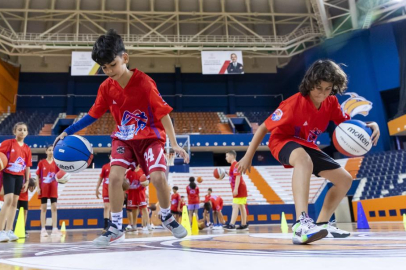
[
  {"xmin": 100, "ymin": 163, "xmax": 111, "ymax": 198},
  {"xmin": 186, "ymin": 185, "xmax": 200, "ymax": 204},
  {"xmin": 0, "ymin": 139, "xmax": 32, "ymax": 176},
  {"xmin": 36, "ymin": 159, "xmax": 59, "ymax": 199},
  {"xmin": 265, "ymin": 93, "xmax": 349, "ymax": 164},
  {"xmin": 171, "ymin": 193, "xmax": 181, "ymax": 211},
  {"xmin": 88, "ymin": 69, "xmax": 173, "ymax": 143},
  {"xmin": 19, "ymin": 189, "xmax": 28, "ymax": 201},
  {"xmin": 126, "ymin": 169, "xmax": 147, "ymax": 207},
  {"xmin": 204, "ymin": 194, "xmax": 211, "ymax": 203},
  {"xmin": 180, "ymin": 200, "xmax": 186, "ymax": 210},
  {"xmin": 229, "ymin": 161, "xmax": 248, "ymax": 198},
  {"xmin": 209, "ymin": 195, "xmax": 223, "ymax": 211}
]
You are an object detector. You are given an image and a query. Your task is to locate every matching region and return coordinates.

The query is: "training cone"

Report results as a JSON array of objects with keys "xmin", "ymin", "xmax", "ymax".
[
  {"xmin": 403, "ymin": 214, "xmax": 406, "ymax": 230},
  {"xmin": 15, "ymin": 207, "xmax": 25, "ymax": 238},
  {"xmin": 181, "ymin": 206, "xmax": 191, "ymax": 236},
  {"xmin": 356, "ymin": 201, "xmax": 370, "ymax": 229},
  {"xmin": 191, "ymin": 213, "xmax": 199, "ymax": 235},
  {"xmin": 281, "ymin": 212, "xmax": 289, "ymax": 233},
  {"xmin": 61, "ymin": 221, "xmax": 66, "ymax": 233}
]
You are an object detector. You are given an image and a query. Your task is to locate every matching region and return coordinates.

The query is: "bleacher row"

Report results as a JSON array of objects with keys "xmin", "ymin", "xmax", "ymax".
[
  {"xmin": 355, "ymin": 150, "xmax": 406, "ymax": 200},
  {"xmin": 0, "ymin": 111, "xmax": 270, "ymax": 135}
]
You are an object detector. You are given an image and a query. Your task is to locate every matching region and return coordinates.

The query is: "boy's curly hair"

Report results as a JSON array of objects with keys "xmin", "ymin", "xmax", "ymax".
[
  {"xmin": 92, "ymin": 29, "xmax": 125, "ymax": 66},
  {"xmin": 299, "ymin": 59, "xmax": 348, "ymax": 96}
]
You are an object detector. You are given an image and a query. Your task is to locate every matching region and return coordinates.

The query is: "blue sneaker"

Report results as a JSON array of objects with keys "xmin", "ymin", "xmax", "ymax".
[
  {"xmin": 161, "ymin": 214, "xmax": 187, "ymax": 238},
  {"xmin": 93, "ymin": 223, "xmax": 125, "ymax": 247}
]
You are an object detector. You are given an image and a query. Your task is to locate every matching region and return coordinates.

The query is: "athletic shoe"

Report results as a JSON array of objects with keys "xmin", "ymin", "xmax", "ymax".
[
  {"xmin": 237, "ymin": 224, "xmax": 249, "ymax": 231},
  {"xmin": 147, "ymin": 224, "xmax": 153, "ymax": 231},
  {"xmin": 292, "ymin": 212, "xmax": 328, "ymax": 245},
  {"xmin": 51, "ymin": 228, "xmax": 62, "ymax": 236},
  {"xmin": 213, "ymin": 225, "xmax": 224, "ymax": 231},
  {"xmin": 224, "ymin": 224, "xmax": 236, "ymax": 231},
  {"xmin": 41, "ymin": 228, "xmax": 49, "ymax": 237},
  {"xmin": 93, "ymin": 223, "xmax": 125, "ymax": 247},
  {"xmin": 142, "ymin": 226, "xmax": 149, "ymax": 232},
  {"xmin": 6, "ymin": 230, "xmax": 18, "ymax": 241},
  {"xmin": 0, "ymin": 231, "xmax": 9, "ymax": 242},
  {"xmin": 161, "ymin": 214, "xmax": 187, "ymax": 239},
  {"xmin": 125, "ymin": 225, "xmax": 133, "ymax": 232},
  {"xmin": 320, "ymin": 220, "xmax": 350, "ymax": 238}
]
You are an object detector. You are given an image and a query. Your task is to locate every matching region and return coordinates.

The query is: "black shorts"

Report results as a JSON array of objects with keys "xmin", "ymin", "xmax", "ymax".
[
  {"xmin": 171, "ymin": 210, "xmax": 181, "ymax": 215},
  {"xmin": 278, "ymin": 142, "xmax": 341, "ymax": 177},
  {"xmin": 2, "ymin": 172, "xmax": 24, "ymax": 196},
  {"xmin": 17, "ymin": 200, "xmax": 28, "ymax": 211},
  {"xmin": 41, "ymin": 197, "xmax": 57, "ymax": 204}
]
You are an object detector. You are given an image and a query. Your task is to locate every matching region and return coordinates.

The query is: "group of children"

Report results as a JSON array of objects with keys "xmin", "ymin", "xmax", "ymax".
[{"xmin": 0, "ymin": 123, "xmax": 62, "ymax": 242}]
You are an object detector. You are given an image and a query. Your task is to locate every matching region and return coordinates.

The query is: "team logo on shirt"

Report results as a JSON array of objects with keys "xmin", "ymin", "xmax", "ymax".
[
  {"xmin": 43, "ymin": 172, "xmax": 56, "ymax": 183},
  {"xmin": 341, "ymin": 92, "xmax": 373, "ymax": 118},
  {"xmin": 129, "ymin": 179, "xmax": 141, "ymax": 189},
  {"xmin": 7, "ymin": 157, "xmax": 26, "ymax": 173},
  {"xmin": 271, "ymin": 109, "xmax": 283, "ymax": 121},
  {"xmin": 116, "ymin": 146, "xmax": 125, "ymax": 154},
  {"xmin": 307, "ymin": 128, "xmax": 322, "ymax": 143},
  {"xmin": 116, "ymin": 110, "xmax": 148, "ymax": 140}
]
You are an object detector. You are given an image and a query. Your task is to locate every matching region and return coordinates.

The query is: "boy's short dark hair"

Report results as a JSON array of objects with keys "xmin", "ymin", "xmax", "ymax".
[
  {"xmin": 299, "ymin": 59, "xmax": 348, "ymax": 96},
  {"xmin": 92, "ymin": 29, "xmax": 125, "ymax": 66},
  {"xmin": 208, "ymin": 188, "xmax": 212, "ymax": 192},
  {"xmin": 226, "ymin": 150, "xmax": 237, "ymax": 157},
  {"xmin": 172, "ymin": 186, "xmax": 178, "ymax": 191},
  {"xmin": 181, "ymin": 196, "xmax": 185, "ymax": 198},
  {"xmin": 204, "ymin": 202, "xmax": 212, "ymax": 211}
]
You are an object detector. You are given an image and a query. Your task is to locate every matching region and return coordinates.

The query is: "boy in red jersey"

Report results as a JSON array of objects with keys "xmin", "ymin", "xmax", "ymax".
[
  {"xmin": 237, "ymin": 60, "xmax": 380, "ymax": 244},
  {"xmin": 225, "ymin": 151, "xmax": 248, "ymax": 231},
  {"xmin": 203, "ymin": 194, "xmax": 225, "ymax": 230},
  {"xmin": 125, "ymin": 166, "xmax": 150, "ymax": 232},
  {"xmin": 36, "ymin": 145, "xmax": 61, "ymax": 237},
  {"xmin": 0, "ymin": 122, "xmax": 32, "ymax": 242},
  {"xmin": 55, "ymin": 30, "xmax": 189, "ymax": 246},
  {"xmin": 96, "ymin": 155, "xmax": 111, "ymax": 233},
  {"xmin": 186, "ymin": 177, "xmax": 200, "ymax": 224},
  {"xmin": 170, "ymin": 186, "xmax": 181, "ymax": 222}
]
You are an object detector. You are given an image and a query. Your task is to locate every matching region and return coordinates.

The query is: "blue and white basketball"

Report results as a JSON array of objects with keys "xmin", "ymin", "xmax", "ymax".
[
  {"xmin": 333, "ymin": 120, "xmax": 373, "ymax": 157},
  {"xmin": 53, "ymin": 135, "xmax": 94, "ymax": 173}
]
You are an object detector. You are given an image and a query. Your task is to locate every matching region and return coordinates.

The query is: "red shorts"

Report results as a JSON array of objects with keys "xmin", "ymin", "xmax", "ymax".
[
  {"xmin": 39, "ymin": 181, "xmax": 58, "ymax": 199},
  {"xmin": 111, "ymin": 138, "xmax": 167, "ymax": 179},
  {"xmin": 102, "ymin": 183, "xmax": 109, "ymax": 203},
  {"xmin": 126, "ymin": 189, "xmax": 147, "ymax": 209}
]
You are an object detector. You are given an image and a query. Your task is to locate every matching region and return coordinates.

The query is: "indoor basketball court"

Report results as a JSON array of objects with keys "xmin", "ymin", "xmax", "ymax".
[{"xmin": 1, "ymin": 0, "xmax": 406, "ymax": 269}]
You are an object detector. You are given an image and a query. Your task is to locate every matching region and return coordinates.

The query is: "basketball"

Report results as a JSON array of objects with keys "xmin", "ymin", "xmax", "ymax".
[
  {"xmin": 56, "ymin": 170, "xmax": 71, "ymax": 184},
  {"xmin": 333, "ymin": 120, "xmax": 373, "ymax": 157},
  {"xmin": 53, "ymin": 135, "xmax": 94, "ymax": 173},
  {"xmin": 140, "ymin": 174, "xmax": 147, "ymax": 182},
  {"xmin": 197, "ymin": 176, "xmax": 203, "ymax": 183},
  {"xmin": 213, "ymin": 168, "xmax": 226, "ymax": 180},
  {"xmin": 149, "ymin": 204, "xmax": 157, "ymax": 211},
  {"xmin": 122, "ymin": 178, "xmax": 130, "ymax": 191},
  {"xmin": 0, "ymin": 152, "xmax": 8, "ymax": 171}
]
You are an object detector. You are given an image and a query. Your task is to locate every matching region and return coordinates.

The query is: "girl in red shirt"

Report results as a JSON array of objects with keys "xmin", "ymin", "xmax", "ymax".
[
  {"xmin": 36, "ymin": 145, "xmax": 61, "ymax": 237},
  {"xmin": 238, "ymin": 60, "xmax": 380, "ymax": 245},
  {"xmin": 0, "ymin": 122, "xmax": 32, "ymax": 242},
  {"xmin": 186, "ymin": 177, "xmax": 200, "ymax": 224}
]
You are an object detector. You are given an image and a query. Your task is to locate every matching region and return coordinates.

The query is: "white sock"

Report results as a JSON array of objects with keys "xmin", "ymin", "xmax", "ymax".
[
  {"xmin": 111, "ymin": 211, "xmax": 123, "ymax": 230},
  {"xmin": 160, "ymin": 207, "xmax": 170, "ymax": 220}
]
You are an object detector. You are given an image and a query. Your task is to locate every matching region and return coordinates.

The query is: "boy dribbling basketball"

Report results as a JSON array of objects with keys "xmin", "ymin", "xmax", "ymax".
[
  {"xmin": 237, "ymin": 60, "xmax": 380, "ymax": 244},
  {"xmin": 55, "ymin": 29, "xmax": 189, "ymax": 246}
]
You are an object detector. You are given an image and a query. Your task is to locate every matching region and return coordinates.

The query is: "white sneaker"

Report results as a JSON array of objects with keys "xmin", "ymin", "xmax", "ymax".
[
  {"xmin": 51, "ymin": 228, "xmax": 62, "ymax": 236},
  {"xmin": 6, "ymin": 230, "xmax": 19, "ymax": 241},
  {"xmin": 0, "ymin": 231, "xmax": 9, "ymax": 242},
  {"xmin": 142, "ymin": 226, "xmax": 149, "ymax": 232},
  {"xmin": 147, "ymin": 224, "xmax": 153, "ymax": 231},
  {"xmin": 320, "ymin": 220, "xmax": 350, "ymax": 238},
  {"xmin": 292, "ymin": 212, "xmax": 327, "ymax": 245},
  {"xmin": 125, "ymin": 225, "xmax": 133, "ymax": 232},
  {"xmin": 41, "ymin": 228, "xmax": 48, "ymax": 237}
]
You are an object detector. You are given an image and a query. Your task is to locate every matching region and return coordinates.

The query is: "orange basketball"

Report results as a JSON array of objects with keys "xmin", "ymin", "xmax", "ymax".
[
  {"xmin": 0, "ymin": 152, "xmax": 8, "ymax": 171},
  {"xmin": 140, "ymin": 174, "xmax": 147, "ymax": 182},
  {"xmin": 122, "ymin": 179, "xmax": 130, "ymax": 191},
  {"xmin": 197, "ymin": 176, "xmax": 203, "ymax": 183}
]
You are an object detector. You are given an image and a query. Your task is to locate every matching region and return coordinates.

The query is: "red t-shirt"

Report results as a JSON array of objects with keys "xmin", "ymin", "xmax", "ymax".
[
  {"xmin": 186, "ymin": 185, "xmax": 200, "ymax": 204},
  {"xmin": 36, "ymin": 159, "xmax": 59, "ymax": 199},
  {"xmin": 264, "ymin": 93, "xmax": 349, "ymax": 164},
  {"xmin": 209, "ymin": 195, "xmax": 223, "ymax": 211},
  {"xmin": 126, "ymin": 169, "xmax": 147, "ymax": 204},
  {"xmin": 171, "ymin": 193, "xmax": 181, "ymax": 211},
  {"xmin": 88, "ymin": 69, "xmax": 173, "ymax": 143},
  {"xmin": 100, "ymin": 163, "xmax": 111, "ymax": 197},
  {"xmin": 0, "ymin": 139, "xmax": 32, "ymax": 176},
  {"xmin": 204, "ymin": 194, "xmax": 211, "ymax": 203},
  {"xmin": 180, "ymin": 200, "xmax": 186, "ymax": 210},
  {"xmin": 229, "ymin": 161, "xmax": 248, "ymax": 198}
]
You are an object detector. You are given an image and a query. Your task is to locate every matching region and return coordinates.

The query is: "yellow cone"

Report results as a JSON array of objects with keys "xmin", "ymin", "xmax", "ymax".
[
  {"xmin": 281, "ymin": 212, "xmax": 289, "ymax": 233},
  {"xmin": 191, "ymin": 213, "xmax": 199, "ymax": 235},
  {"xmin": 403, "ymin": 214, "xmax": 406, "ymax": 230},
  {"xmin": 181, "ymin": 206, "xmax": 191, "ymax": 236},
  {"xmin": 61, "ymin": 221, "xmax": 66, "ymax": 233},
  {"xmin": 14, "ymin": 207, "xmax": 25, "ymax": 238}
]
